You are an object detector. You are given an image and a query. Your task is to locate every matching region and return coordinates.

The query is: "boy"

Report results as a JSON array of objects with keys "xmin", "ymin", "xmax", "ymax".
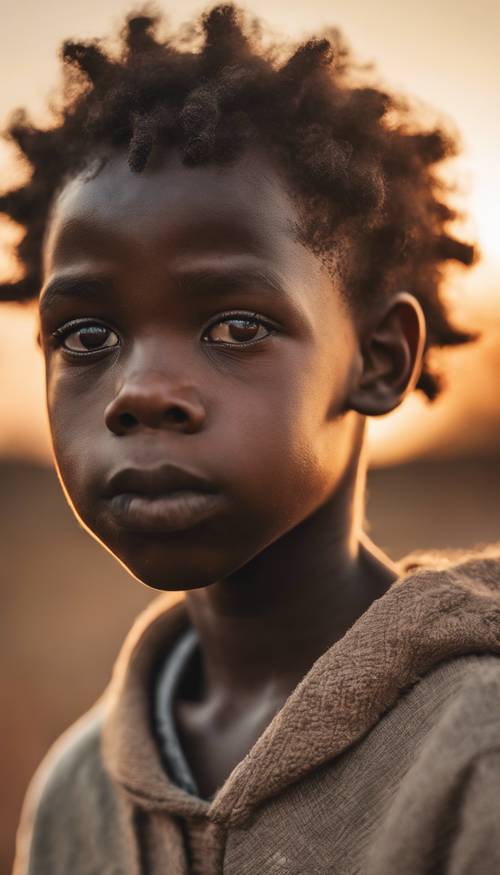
[{"xmin": 2, "ymin": 5, "xmax": 499, "ymax": 873}]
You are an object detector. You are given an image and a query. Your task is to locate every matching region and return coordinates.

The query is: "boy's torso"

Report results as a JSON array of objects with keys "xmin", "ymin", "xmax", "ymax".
[
  {"xmin": 14, "ymin": 554, "xmax": 500, "ymax": 875},
  {"xmin": 16, "ymin": 653, "xmax": 500, "ymax": 875}
]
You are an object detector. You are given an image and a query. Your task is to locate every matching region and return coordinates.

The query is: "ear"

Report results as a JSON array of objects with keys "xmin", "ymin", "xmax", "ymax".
[{"xmin": 347, "ymin": 292, "xmax": 426, "ymax": 416}]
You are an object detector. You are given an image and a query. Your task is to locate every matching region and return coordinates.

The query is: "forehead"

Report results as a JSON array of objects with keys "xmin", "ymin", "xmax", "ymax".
[{"xmin": 43, "ymin": 148, "xmax": 309, "ymax": 276}]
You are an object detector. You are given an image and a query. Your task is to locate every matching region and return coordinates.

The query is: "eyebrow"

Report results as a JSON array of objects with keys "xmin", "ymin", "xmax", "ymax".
[
  {"xmin": 39, "ymin": 276, "xmax": 113, "ymax": 318},
  {"xmin": 171, "ymin": 264, "xmax": 289, "ymax": 298},
  {"xmin": 39, "ymin": 263, "xmax": 289, "ymax": 318}
]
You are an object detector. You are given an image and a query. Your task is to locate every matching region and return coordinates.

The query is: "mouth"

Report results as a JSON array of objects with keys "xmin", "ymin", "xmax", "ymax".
[{"xmin": 104, "ymin": 463, "xmax": 222, "ymax": 533}]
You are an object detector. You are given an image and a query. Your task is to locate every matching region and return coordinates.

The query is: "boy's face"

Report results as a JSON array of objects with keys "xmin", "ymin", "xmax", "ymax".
[{"xmin": 39, "ymin": 148, "xmax": 362, "ymax": 589}]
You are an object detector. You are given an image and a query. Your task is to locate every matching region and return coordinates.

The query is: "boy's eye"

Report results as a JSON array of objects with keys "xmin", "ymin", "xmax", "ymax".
[
  {"xmin": 57, "ymin": 323, "xmax": 119, "ymax": 353},
  {"xmin": 203, "ymin": 317, "xmax": 271, "ymax": 345}
]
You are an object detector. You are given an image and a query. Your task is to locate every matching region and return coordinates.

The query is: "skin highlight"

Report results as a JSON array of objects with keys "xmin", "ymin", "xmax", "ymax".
[{"xmin": 39, "ymin": 146, "xmax": 424, "ymax": 797}]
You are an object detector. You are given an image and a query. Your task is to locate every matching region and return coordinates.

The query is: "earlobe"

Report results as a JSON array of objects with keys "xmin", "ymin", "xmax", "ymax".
[{"xmin": 346, "ymin": 292, "xmax": 426, "ymax": 417}]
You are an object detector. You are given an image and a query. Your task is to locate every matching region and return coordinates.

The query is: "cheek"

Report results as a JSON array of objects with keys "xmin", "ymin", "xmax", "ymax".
[
  {"xmin": 45, "ymin": 361, "xmax": 106, "ymax": 505},
  {"xmin": 217, "ymin": 345, "xmax": 353, "ymax": 526}
]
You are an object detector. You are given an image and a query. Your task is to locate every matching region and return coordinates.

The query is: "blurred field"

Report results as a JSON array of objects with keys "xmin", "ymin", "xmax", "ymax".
[{"xmin": 1, "ymin": 455, "xmax": 499, "ymax": 872}]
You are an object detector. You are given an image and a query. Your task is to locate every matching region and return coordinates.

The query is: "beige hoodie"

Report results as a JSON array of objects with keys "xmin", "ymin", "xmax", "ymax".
[{"xmin": 13, "ymin": 549, "xmax": 500, "ymax": 875}]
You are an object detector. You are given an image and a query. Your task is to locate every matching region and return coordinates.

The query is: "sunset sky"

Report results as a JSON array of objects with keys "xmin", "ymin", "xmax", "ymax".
[{"xmin": 1, "ymin": 0, "xmax": 499, "ymax": 465}]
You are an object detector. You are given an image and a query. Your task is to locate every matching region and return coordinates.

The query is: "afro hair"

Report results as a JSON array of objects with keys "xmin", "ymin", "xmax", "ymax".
[{"xmin": 0, "ymin": 3, "xmax": 477, "ymax": 398}]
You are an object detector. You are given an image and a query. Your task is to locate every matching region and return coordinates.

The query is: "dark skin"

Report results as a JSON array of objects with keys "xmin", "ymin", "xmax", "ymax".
[{"xmin": 38, "ymin": 147, "xmax": 425, "ymax": 798}]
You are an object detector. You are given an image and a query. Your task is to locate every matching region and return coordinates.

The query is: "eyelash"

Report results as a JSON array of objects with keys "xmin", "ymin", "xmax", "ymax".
[
  {"xmin": 203, "ymin": 311, "xmax": 278, "ymax": 346},
  {"xmin": 50, "ymin": 319, "xmax": 120, "ymax": 357},
  {"xmin": 50, "ymin": 312, "xmax": 278, "ymax": 356}
]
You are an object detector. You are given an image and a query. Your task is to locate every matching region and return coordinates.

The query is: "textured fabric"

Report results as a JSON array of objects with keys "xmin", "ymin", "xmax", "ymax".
[
  {"xmin": 13, "ymin": 549, "xmax": 500, "ymax": 874},
  {"xmin": 223, "ymin": 656, "xmax": 500, "ymax": 875}
]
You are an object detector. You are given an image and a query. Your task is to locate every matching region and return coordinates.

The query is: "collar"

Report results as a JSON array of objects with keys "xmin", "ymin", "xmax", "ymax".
[{"xmin": 102, "ymin": 549, "xmax": 500, "ymax": 825}]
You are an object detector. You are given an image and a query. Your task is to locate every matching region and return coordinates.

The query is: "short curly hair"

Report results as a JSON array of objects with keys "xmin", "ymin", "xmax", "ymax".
[{"xmin": 0, "ymin": 3, "xmax": 476, "ymax": 398}]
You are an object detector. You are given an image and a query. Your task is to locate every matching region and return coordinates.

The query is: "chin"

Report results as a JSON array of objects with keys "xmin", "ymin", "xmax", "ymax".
[
  {"xmin": 103, "ymin": 534, "xmax": 231, "ymax": 592},
  {"xmin": 74, "ymin": 510, "xmax": 223, "ymax": 590},
  {"xmin": 81, "ymin": 510, "xmax": 267, "ymax": 592},
  {"xmin": 126, "ymin": 566, "xmax": 218, "ymax": 592}
]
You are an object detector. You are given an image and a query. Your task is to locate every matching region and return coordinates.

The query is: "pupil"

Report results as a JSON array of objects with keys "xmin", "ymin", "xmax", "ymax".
[
  {"xmin": 80, "ymin": 326, "xmax": 108, "ymax": 349},
  {"xmin": 230, "ymin": 320, "xmax": 258, "ymax": 340}
]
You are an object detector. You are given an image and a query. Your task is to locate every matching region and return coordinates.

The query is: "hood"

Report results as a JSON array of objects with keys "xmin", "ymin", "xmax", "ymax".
[{"xmin": 101, "ymin": 547, "xmax": 500, "ymax": 826}]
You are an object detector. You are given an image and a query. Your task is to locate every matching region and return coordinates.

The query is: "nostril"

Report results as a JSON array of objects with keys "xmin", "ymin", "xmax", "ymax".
[
  {"xmin": 164, "ymin": 406, "xmax": 188, "ymax": 425},
  {"xmin": 106, "ymin": 397, "xmax": 202, "ymax": 435},
  {"xmin": 119, "ymin": 412, "xmax": 138, "ymax": 429}
]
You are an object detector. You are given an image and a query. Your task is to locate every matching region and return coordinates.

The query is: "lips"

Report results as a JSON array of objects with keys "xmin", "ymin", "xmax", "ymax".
[
  {"xmin": 105, "ymin": 463, "xmax": 217, "ymax": 499},
  {"xmin": 104, "ymin": 463, "xmax": 222, "ymax": 533}
]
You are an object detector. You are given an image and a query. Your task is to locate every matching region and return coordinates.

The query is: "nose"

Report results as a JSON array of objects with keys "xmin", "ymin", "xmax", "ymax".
[{"xmin": 104, "ymin": 371, "xmax": 207, "ymax": 436}]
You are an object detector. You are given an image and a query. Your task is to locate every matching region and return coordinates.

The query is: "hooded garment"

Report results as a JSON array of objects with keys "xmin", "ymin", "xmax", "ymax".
[{"xmin": 13, "ymin": 549, "xmax": 500, "ymax": 875}]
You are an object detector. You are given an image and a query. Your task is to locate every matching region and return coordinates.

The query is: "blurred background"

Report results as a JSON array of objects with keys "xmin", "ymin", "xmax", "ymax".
[{"xmin": 1, "ymin": 0, "xmax": 499, "ymax": 871}]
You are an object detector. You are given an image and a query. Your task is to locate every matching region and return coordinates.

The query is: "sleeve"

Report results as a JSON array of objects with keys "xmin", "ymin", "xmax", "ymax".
[
  {"xmin": 363, "ymin": 660, "xmax": 500, "ymax": 875},
  {"xmin": 11, "ymin": 702, "xmax": 119, "ymax": 875},
  {"xmin": 12, "ymin": 761, "xmax": 46, "ymax": 875},
  {"xmin": 447, "ymin": 748, "xmax": 500, "ymax": 875}
]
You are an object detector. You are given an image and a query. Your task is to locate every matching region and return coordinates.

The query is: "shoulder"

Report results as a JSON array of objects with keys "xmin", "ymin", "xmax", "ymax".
[
  {"xmin": 421, "ymin": 653, "xmax": 500, "ymax": 774},
  {"xmin": 362, "ymin": 652, "xmax": 500, "ymax": 792},
  {"xmin": 13, "ymin": 696, "xmax": 125, "ymax": 875},
  {"xmin": 13, "ymin": 593, "xmax": 186, "ymax": 875},
  {"xmin": 399, "ymin": 543, "xmax": 500, "ymax": 583},
  {"xmin": 444, "ymin": 652, "xmax": 500, "ymax": 725},
  {"xmin": 411, "ymin": 653, "xmax": 499, "ymax": 796},
  {"xmin": 364, "ymin": 655, "xmax": 500, "ymax": 873},
  {"xmin": 404, "ymin": 652, "xmax": 500, "ymax": 760}
]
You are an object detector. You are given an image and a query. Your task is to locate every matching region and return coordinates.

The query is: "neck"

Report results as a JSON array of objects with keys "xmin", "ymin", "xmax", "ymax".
[{"xmin": 184, "ymin": 456, "xmax": 398, "ymax": 704}]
